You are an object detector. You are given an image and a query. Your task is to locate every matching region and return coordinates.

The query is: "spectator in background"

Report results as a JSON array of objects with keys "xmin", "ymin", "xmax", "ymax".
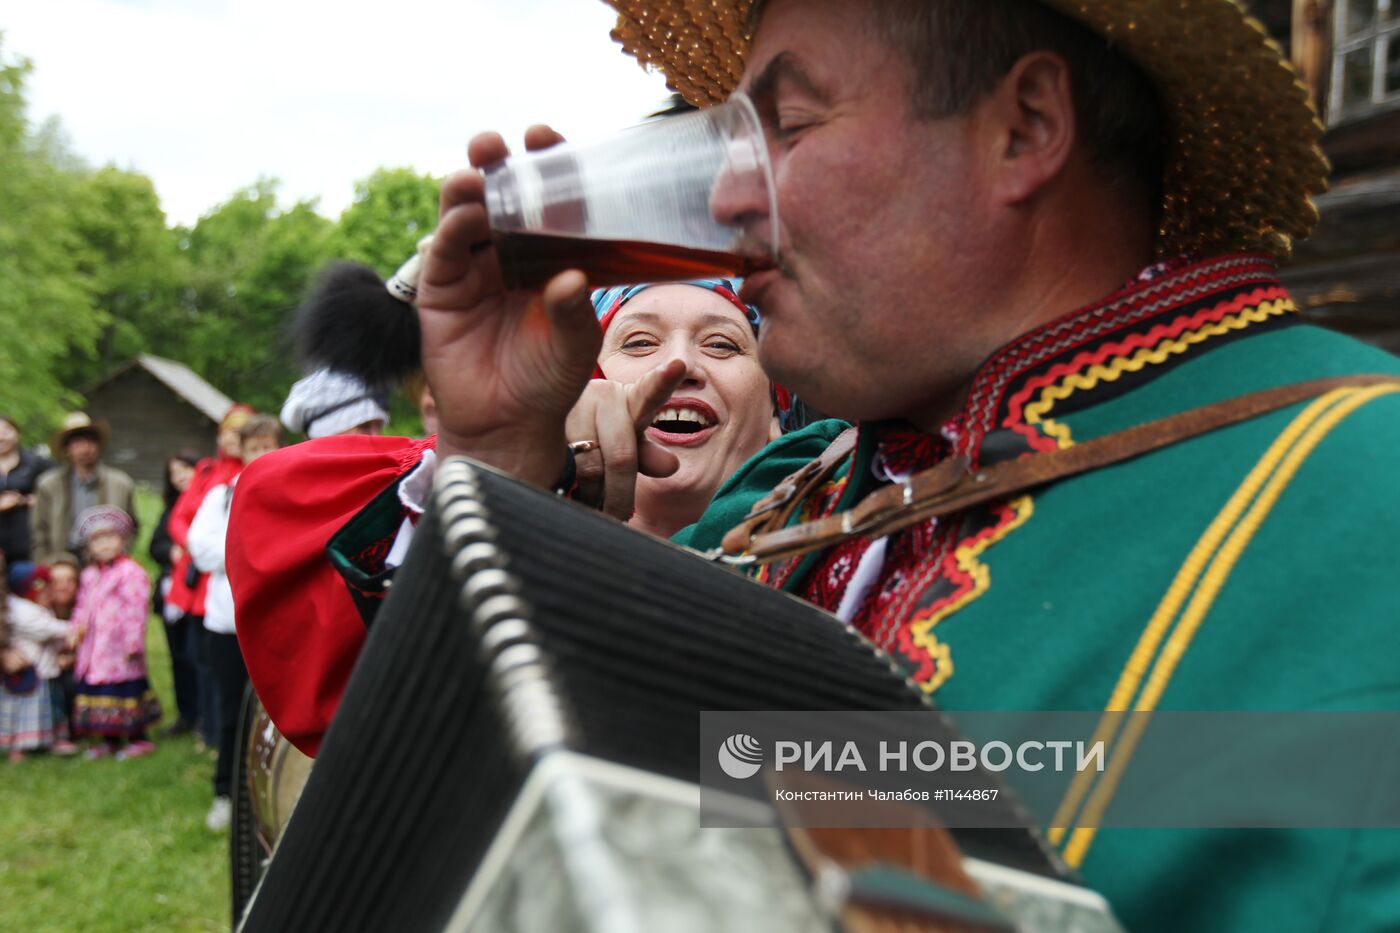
[
  {"xmin": 188, "ymin": 414, "xmax": 281, "ymax": 830},
  {"xmin": 31, "ymin": 412, "xmax": 135, "ymax": 565},
  {"xmin": 149, "ymin": 450, "xmax": 201, "ymax": 736},
  {"xmin": 166, "ymin": 404, "xmax": 253, "ymax": 749},
  {"xmin": 280, "ymin": 369, "xmax": 389, "ymax": 439},
  {"xmin": 30, "ymin": 555, "xmax": 81, "ymax": 623},
  {"xmin": 403, "ymin": 373, "xmax": 440, "ymax": 437},
  {"xmin": 69, "ymin": 506, "xmax": 159, "ymax": 759},
  {"xmin": 418, "ymin": 383, "xmax": 439, "ymax": 437},
  {"xmin": 31, "ymin": 554, "xmax": 81, "ymax": 755},
  {"xmin": 0, "ymin": 553, "xmax": 73, "ymax": 762},
  {"xmin": 0, "ymin": 415, "xmax": 53, "ymax": 590}
]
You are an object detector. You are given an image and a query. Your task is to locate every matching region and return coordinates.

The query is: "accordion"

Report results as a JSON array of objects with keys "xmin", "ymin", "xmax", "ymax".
[{"xmin": 239, "ymin": 457, "xmax": 1123, "ymax": 932}]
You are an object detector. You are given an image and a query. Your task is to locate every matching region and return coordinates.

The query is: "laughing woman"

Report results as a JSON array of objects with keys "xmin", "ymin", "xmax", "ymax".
[{"xmin": 570, "ymin": 280, "xmax": 785, "ymax": 536}]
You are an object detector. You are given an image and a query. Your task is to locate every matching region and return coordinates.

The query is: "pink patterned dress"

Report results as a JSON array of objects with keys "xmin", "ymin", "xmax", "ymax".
[{"xmin": 71, "ymin": 555, "xmax": 161, "ymax": 736}]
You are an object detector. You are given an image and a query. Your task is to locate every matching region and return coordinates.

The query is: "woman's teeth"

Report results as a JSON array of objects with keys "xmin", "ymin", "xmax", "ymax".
[{"xmin": 652, "ymin": 407, "xmax": 715, "ymax": 434}]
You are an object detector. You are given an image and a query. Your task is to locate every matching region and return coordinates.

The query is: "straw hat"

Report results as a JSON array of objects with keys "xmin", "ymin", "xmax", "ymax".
[
  {"xmin": 603, "ymin": 0, "xmax": 1329, "ymax": 260},
  {"xmin": 51, "ymin": 411, "xmax": 109, "ymax": 453}
]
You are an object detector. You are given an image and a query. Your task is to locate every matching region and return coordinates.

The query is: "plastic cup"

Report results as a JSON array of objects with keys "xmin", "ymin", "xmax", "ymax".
[{"xmin": 483, "ymin": 93, "xmax": 778, "ymax": 291}]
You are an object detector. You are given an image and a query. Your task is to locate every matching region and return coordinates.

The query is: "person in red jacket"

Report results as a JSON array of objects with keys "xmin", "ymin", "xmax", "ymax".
[
  {"xmin": 229, "ymin": 278, "xmax": 797, "ymax": 756},
  {"xmin": 165, "ymin": 403, "xmax": 252, "ymax": 744}
]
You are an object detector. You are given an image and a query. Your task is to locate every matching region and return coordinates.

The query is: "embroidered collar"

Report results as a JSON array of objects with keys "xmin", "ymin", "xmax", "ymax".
[
  {"xmin": 964, "ymin": 252, "xmax": 1288, "ymax": 458},
  {"xmin": 775, "ymin": 252, "xmax": 1299, "ymax": 692},
  {"xmin": 859, "ymin": 252, "xmax": 1290, "ymax": 478},
  {"xmin": 871, "ymin": 421, "xmax": 956, "ymax": 479}
]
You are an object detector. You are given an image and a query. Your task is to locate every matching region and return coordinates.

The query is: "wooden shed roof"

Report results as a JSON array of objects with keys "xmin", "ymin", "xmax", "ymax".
[{"xmin": 87, "ymin": 354, "xmax": 234, "ymax": 423}]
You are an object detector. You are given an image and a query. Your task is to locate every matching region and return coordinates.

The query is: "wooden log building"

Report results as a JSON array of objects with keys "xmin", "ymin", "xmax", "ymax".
[
  {"xmin": 83, "ymin": 354, "xmax": 235, "ymax": 488},
  {"xmin": 1249, "ymin": 0, "xmax": 1400, "ymax": 351}
]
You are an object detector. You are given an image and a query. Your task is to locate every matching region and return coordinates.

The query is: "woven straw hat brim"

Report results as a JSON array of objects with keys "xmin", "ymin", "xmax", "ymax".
[
  {"xmin": 52, "ymin": 415, "xmax": 109, "ymax": 453},
  {"xmin": 604, "ymin": 0, "xmax": 1329, "ymax": 260}
]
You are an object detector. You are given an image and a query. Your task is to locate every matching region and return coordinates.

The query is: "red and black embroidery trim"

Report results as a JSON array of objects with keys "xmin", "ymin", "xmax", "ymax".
[{"xmin": 782, "ymin": 252, "xmax": 1295, "ymax": 692}]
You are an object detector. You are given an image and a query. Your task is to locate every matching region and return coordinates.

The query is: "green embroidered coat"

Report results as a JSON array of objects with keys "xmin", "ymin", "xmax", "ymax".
[{"xmin": 677, "ymin": 254, "xmax": 1400, "ymax": 932}]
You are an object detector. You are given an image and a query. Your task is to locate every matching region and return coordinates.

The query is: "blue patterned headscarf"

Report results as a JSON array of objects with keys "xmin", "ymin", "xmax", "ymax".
[
  {"xmin": 588, "ymin": 279, "xmax": 790, "ymax": 416},
  {"xmin": 590, "ymin": 279, "xmax": 761, "ymax": 334}
]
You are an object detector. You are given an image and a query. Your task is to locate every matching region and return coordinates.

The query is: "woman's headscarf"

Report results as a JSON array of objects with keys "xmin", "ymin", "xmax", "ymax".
[
  {"xmin": 590, "ymin": 279, "xmax": 760, "ymax": 335},
  {"xmin": 588, "ymin": 279, "xmax": 791, "ymax": 416}
]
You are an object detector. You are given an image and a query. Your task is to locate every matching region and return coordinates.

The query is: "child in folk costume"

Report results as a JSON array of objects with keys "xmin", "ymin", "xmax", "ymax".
[
  {"xmin": 0, "ymin": 553, "xmax": 74, "ymax": 761},
  {"xmin": 70, "ymin": 506, "xmax": 161, "ymax": 759},
  {"xmin": 26, "ymin": 556, "xmax": 83, "ymax": 754}
]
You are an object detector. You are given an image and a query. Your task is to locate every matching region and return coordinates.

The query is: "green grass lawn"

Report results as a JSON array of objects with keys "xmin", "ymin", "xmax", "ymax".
[{"xmin": 1, "ymin": 488, "xmax": 228, "ymax": 931}]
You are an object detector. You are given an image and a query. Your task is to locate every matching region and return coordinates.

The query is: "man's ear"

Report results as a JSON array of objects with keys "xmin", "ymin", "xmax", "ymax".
[
  {"xmin": 768, "ymin": 415, "xmax": 783, "ymax": 443},
  {"xmin": 981, "ymin": 50, "xmax": 1077, "ymax": 206}
]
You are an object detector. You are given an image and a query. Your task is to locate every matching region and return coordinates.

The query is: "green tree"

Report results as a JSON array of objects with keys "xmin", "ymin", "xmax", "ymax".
[
  {"xmin": 0, "ymin": 39, "xmax": 105, "ymax": 437},
  {"xmin": 179, "ymin": 180, "xmax": 335, "ymax": 412},
  {"xmin": 328, "ymin": 167, "xmax": 440, "ymax": 279},
  {"xmin": 0, "ymin": 36, "xmax": 439, "ymax": 432},
  {"xmin": 322, "ymin": 167, "xmax": 441, "ymax": 434},
  {"xmin": 60, "ymin": 166, "xmax": 187, "ymax": 381}
]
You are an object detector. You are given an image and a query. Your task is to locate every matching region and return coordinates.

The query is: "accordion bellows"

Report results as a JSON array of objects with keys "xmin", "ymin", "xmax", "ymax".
[{"xmin": 240, "ymin": 459, "xmax": 1099, "ymax": 932}]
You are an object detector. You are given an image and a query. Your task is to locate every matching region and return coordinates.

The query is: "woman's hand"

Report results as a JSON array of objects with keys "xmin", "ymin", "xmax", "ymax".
[
  {"xmin": 419, "ymin": 126, "xmax": 602, "ymax": 488},
  {"xmin": 566, "ymin": 361, "xmax": 688, "ymax": 520}
]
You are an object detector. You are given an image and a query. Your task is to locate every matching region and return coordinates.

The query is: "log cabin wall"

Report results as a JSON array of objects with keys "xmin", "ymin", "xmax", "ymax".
[
  {"xmin": 1271, "ymin": 0, "xmax": 1400, "ymax": 353},
  {"xmin": 84, "ymin": 367, "xmax": 219, "ymax": 488}
]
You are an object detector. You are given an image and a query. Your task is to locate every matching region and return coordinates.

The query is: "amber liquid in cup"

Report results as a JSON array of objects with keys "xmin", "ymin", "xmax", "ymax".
[
  {"xmin": 492, "ymin": 231, "xmax": 764, "ymax": 291},
  {"xmin": 484, "ymin": 95, "xmax": 777, "ymax": 292}
]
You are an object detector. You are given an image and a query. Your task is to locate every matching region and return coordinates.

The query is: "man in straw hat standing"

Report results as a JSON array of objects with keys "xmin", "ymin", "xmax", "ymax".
[
  {"xmin": 237, "ymin": 0, "xmax": 1400, "ymax": 927},
  {"xmin": 31, "ymin": 413, "xmax": 135, "ymax": 564}
]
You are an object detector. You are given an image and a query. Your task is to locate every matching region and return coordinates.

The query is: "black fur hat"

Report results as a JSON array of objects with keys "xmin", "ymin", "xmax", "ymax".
[{"xmin": 294, "ymin": 257, "xmax": 423, "ymax": 389}]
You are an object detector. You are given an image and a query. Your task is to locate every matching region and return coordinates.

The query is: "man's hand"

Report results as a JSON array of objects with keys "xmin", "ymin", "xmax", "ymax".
[
  {"xmin": 566, "ymin": 360, "xmax": 688, "ymax": 520},
  {"xmin": 419, "ymin": 126, "xmax": 601, "ymax": 488},
  {"xmin": 0, "ymin": 490, "xmax": 22, "ymax": 512}
]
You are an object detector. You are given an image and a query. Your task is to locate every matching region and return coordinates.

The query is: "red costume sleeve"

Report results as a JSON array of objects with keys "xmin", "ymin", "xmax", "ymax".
[{"xmin": 227, "ymin": 434, "xmax": 435, "ymax": 757}]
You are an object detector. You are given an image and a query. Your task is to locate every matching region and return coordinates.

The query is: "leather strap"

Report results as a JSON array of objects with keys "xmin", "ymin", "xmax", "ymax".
[
  {"xmin": 724, "ymin": 375, "xmax": 1400, "ymax": 564},
  {"xmin": 720, "ymin": 426, "xmax": 858, "ymax": 555}
]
